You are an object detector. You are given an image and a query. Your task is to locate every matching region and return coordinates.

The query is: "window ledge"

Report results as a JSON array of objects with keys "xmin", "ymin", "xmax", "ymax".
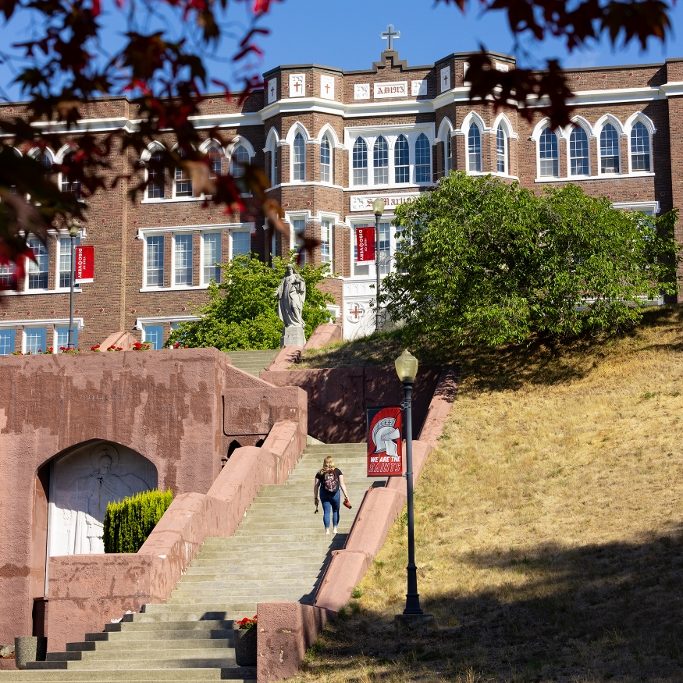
[
  {"xmin": 140, "ymin": 285, "xmax": 209, "ymax": 293},
  {"xmin": 141, "ymin": 196, "xmax": 205, "ymax": 204},
  {"xmin": 7, "ymin": 288, "xmax": 82, "ymax": 296},
  {"xmin": 535, "ymin": 171, "xmax": 656, "ymax": 183}
]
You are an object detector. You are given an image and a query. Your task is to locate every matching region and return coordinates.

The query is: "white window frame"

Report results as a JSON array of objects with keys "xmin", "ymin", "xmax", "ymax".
[
  {"xmin": 349, "ymin": 215, "xmax": 399, "ymax": 279},
  {"xmin": 628, "ymin": 119, "xmax": 653, "ymax": 174},
  {"xmin": 318, "ymin": 214, "xmax": 338, "ymax": 267},
  {"xmin": 597, "ymin": 120, "xmax": 622, "ymax": 175},
  {"xmin": 26, "ymin": 235, "xmax": 49, "ymax": 291},
  {"xmin": 538, "ymin": 127, "xmax": 560, "ymax": 178},
  {"xmin": 0, "ymin": 318, "xmax": 84, "ymax": 354},
  {"xmin": 292, "ymin": 132, "xmax": 306, "ymax": 182},
  {"xmin": 286, "ymin": 210, "xmax": 311, "ymax": 258},
  {"xmin": 568, "ymin": 124, "xmax": 591, "ymax": 177},
  {"xmin": 142, "ymin": 142, "xmax": 167, "ymax": 200},
  {"xmin": 230, "ymin": 229, "xmax": 252, "ymax": 260},
  {"xmin": 172, "ymin": 233, "xmax": 194, "ymax": 287},
  {"xmin": 467, "ymin": 123, "xmax": 483, "ymax": 173},
  {"xmin": 320, "ymin": 135, "xmax": 332, "ymax": 184},
  {"xmin": 200, "ymin": 231, "xmax": 222, "ymax": 285},
  {"xmin": 56, "ymin": 231, "xmax": 82, "ymax": 291},
  {"xmin": 144, "ymin": 234, "xmax": 165, "ymax": 289}
]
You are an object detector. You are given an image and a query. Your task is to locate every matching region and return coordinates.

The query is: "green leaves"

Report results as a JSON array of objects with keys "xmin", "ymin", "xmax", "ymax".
[
  {"xmin": 383, "ymin": 173, "xmax": 678, "ymax": 348},
  {"xmin": 167, "ymin": 255, "xmax": 334, "ymax": 351}
]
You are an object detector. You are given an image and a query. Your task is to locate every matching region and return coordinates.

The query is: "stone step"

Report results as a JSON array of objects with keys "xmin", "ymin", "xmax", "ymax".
[
  {"xmin": 48, "ymin": 647, "xmax": 236, "ymax": 663},
  {"xmin": 138, "ymin": 606, "xmax": 257, "ymax": 619},
  {"xmin": 85, "ymin": 628, "xmax": 233, "ymax": 642},
  {"xmin": 104, "ymin": 619, "xmax": 233, "ymax": 632},
  {"xmin": 0, "ymin": 668, "xmax": 255, "ymax": 681},
  {"xmin": 28, "ymin": 656, "xmax": 238, "ymax": 670},
  {"xmin": 67, "ymin": 638, "xmax": 233, "ymax": 653}
]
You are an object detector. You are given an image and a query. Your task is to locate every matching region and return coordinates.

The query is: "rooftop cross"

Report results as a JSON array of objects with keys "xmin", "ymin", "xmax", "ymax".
[{"xmin": 381, "ymin": 24, "xmax": 400, "ymax": 51}]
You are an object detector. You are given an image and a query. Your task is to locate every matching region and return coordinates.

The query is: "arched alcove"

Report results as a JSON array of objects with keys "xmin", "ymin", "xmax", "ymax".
[{"xmin": 40, "ymin": 440, "xmax": 157, "ymax": 557}]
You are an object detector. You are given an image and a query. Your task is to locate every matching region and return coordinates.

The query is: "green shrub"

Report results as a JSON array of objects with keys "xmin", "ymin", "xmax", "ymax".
[{"xmin": 103, "ymin": 489, "xmax": 173, "ymax": 553}]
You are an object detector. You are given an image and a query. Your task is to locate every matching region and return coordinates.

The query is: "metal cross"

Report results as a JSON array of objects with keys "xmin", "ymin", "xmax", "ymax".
[{"xmin": 381, "ymin": 24, "xmax": 400, "ymax": 51}]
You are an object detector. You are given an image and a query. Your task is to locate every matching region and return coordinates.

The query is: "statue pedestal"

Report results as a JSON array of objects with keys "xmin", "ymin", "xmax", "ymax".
[{"xmin": 281, "ymin": 326, "xmax": 306, "ymax": 347}]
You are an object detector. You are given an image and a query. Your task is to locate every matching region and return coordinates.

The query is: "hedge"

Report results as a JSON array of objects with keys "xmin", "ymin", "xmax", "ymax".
[{"xmin": 103, "ymin": 489, "xmax": 173, "ymax": 553}]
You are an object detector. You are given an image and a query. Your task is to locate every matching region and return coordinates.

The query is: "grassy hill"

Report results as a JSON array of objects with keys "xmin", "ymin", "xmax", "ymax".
[{"xmin": 292, "ymin": 310, "xmax": 683, "ymax": 682}]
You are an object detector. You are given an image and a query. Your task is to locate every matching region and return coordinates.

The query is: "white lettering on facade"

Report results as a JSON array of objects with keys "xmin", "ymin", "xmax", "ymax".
[
  {"xmin": 350, "ymin": 193, "xmax": 419, "ymax": 212},
  {"xmin": 374, "ymin": 81, "xmax": 408, "ymax": 99}
]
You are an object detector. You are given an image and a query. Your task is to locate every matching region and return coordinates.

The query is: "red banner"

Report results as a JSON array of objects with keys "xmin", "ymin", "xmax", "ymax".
[
  {"xmin": 366, "ymin": 405, "xmax": 403, "ymax": 477},
  {"xmin": 75, "ymin": 245, "xmax": 94, "ymax": 284},
  {"xmin": 355, "ymin": 226, "xmax": 375, "ymax": 263}
]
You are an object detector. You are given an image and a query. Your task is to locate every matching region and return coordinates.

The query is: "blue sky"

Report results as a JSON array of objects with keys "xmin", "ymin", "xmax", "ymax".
[{"xmin": 1, "ymin": 0, "xmax": 682, "ymax": 100}]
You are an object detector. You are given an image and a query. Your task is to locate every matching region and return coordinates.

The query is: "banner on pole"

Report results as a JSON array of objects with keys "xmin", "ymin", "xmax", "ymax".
[
  {"xmin": 366, "ymin": 405, "xmax": 403, "ymax": 477},
  {"xmin": 75, "ymin": 245, "xmax": 94, "ymax": 283},
  {"xmin": 355, "ymin": 226, "xmax": 375, "ymax": 263}
]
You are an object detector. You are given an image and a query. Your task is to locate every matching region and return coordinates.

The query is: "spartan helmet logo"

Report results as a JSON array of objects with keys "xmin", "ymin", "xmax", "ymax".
[{"xmin": 371, "ymin": 417, "xmax": 401, "ymax": 461}]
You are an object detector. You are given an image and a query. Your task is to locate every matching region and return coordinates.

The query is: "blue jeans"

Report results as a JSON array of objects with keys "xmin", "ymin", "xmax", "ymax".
[{"xmin": 320, "ymin": 489, "xmax": 340, "ymax": 529}]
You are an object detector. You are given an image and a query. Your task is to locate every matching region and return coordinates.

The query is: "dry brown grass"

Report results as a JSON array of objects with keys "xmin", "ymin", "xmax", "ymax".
[{"xmin": 289, "ymin": 309, "xmax": 683, "ymax": 682}]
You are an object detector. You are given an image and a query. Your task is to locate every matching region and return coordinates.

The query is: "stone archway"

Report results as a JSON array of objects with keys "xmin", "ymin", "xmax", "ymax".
[{"xmin": 45, "ymin": 440, "xmax": 157, "ymax": 556}]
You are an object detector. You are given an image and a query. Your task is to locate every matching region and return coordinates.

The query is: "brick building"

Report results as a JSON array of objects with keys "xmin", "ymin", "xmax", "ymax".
[{"xmin": 1, "ymin": 41, "xmax": 681, "ymax": 351}]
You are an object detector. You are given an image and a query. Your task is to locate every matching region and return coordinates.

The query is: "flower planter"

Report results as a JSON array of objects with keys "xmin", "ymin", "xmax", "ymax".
[{"xmin": 233, "ymin": 625, "xmax": 257, "ymax": 666}]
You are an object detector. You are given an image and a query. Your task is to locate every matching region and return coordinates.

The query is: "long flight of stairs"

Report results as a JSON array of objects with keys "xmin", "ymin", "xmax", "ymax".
[{"xmin": 0, "ymin": 443, "xmax": 375, "ymax": 682}]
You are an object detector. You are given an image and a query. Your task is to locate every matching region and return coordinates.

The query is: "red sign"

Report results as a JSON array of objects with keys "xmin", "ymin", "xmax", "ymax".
[
  {"xmin": 356, "ymin": 226, "xmax": 375, "ymax": 263},
  {"xmin": 75, "ymin": 245, "xmax": 94, "ymax": 283},
  {"xmin": 366, "ymin": 406, "xmax": 403, "ymax": 477}
]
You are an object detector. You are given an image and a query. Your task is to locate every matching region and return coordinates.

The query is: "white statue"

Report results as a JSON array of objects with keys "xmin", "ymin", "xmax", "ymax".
[{"xmin": 276, "ymin": 264, "xmax": 306, "ymax": 328}]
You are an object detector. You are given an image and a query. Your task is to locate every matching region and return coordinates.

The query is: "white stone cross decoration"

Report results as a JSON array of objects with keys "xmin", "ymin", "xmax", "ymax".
[{"xmin": 381, "ymin": 24, "xmax": 400, "ymax": 51}]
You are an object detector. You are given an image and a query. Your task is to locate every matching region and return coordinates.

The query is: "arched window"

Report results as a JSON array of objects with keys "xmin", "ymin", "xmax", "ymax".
[
  {"xmin": 569, "ymin": 126, "xmax": 589, "ymax": 176},
  {"xmin": 230, "ymin": 144, "xmax": 249, "ymax": 179},
  {"xmin": 444, "ymin": 134, "xmax": 452, "ymax": 174},
  {"xmin": 415, "ymin": 133, "xmax": 431, "ymax": 183},
  {"xmin": 539, "ymin": 128, "xmax": 559, "ymax": 177},
  {"xmin": 292, "ymin": 132, "xmax": 306, "ymax": 181},
  {"xmin": 373, "ymin": 136, "xmax": 389, "ymax": 185},
  {"xmin": 394, "ymin": 134, "xmax": 409, "ymax": 183},
  {"xmin": 352, "ymin": 137, "xmax": 368, "ymax": 185},
  {"xmin": 174, "ymin": 148, "xmax": 193, "ymax": 197},
  {"xmin": 60, "ymin": 150, "xmax": 82, "ymax": 199},
  {"xmin": 320, "ymin": 135, "xmax": 332, "ymax": 183},
  {"xmin": 600, "ymin": 123, "xmax": 620, "ymax": 174},
  {"xmin": 468, "ymin": 123, "xmax": 482, "ymax": 172},
  {"xmin": 630, "ymin": 121, "xmax": 651, "ymax": 172},
  {"xmin": 496, "ymin": 125, "xmax": 508, "ymax": 174},
  {"xmin": 146, "ymin": 146, "xmax": 165, "ymax": 199},
  {"xmin": 206, "ymin": 142, "xmax": 225, "ymax": 178}
]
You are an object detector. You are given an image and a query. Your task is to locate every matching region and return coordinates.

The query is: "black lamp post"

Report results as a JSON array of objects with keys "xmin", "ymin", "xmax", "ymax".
[
  {"xmin": 395, "ymin": 348, "xmax": 424, "ymax": 616},
  {"xmin": 372, "ymin": 197, "xmax": 385, "ymax": 332},
  {"xmin": 67, "ymin": 222, "xmax": 80, "ymax": 349}
]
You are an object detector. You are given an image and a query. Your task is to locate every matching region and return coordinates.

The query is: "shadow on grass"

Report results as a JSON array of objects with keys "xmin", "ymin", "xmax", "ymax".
[
  {"xmin": 303, "ymin": 307, "xmax": 683, "ymax": 395},
  {"xmin": 304, "ymin": 527, "xmax": 683, "ymax": 682}
]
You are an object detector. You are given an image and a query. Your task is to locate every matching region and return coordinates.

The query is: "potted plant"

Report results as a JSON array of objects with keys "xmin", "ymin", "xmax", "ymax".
[{"xmin": 233, "ymin": 615, "xmax": 257, "ymax": 666}]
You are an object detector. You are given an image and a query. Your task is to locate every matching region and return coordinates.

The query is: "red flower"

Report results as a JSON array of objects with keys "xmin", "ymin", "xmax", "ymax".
[{"xmin": 236, "ymin": 615, "xmax": 257, "ymax": 630}]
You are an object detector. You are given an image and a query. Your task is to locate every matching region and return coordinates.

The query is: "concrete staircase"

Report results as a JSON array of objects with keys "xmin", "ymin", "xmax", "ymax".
[
  {"xmin": 227, "ymin": 350, "xmax": 279, "ymax": 377},
  {"xmin": 0, "ymin": 443, "xmax": 375, "ymax": 682}
]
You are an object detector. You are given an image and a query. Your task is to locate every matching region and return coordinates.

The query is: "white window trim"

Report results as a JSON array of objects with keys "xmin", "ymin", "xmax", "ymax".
[
  {"xmin": 348, "ymin": 214, "xmax": 400, "ymax": 279},
  {"xmin": 626, "ymin": 119, "xmax": 654, "ymax": 175},
  {"xmin": 142, "ymin": 233, "xmax": 165, "ymax": 290},
  {"xmin": 536, "ymin": 127, "xmax": 561, "ymax": 180},
  {"xmin": 612, "ymin": 200, "xmax": 659, "ymax": 215},
  {"xmin": 286, "ymin": 211, "xmax": 312, "ymax": 252},
  {"xmin": 566, "ymin": 124, "xmax": 593, "ymax": 179},
  {"xmin": 134, "ymin": 315, "xmax": 200, "ymax": 330},
  {"xmin": 466, "ymin": 122, "xmax": 483, "ymax": 174},
  {"xmin": 200, "ymin": 231, "xmax": 223, "ymax": 286},
  {"xmin": 344, "ymin": 123, "xmax": 435, "ymax": 189},
  {"xmin": 11, "ymin": 318, "xmax": 84, "ymax": 354},
  {"xmin": 54, "ymin": 230, "xmax": 83, "ymax": 293},
  {"xmin": 229, "ymin": 228, "xmax": 252, "ymax": 261},
  {"xmin": 317, "ymin": 212, "xmax": 339, "ymax": 267},
  {"xmin": 171, "ymin": 232, "xmax": 194, "ymax": 288}
]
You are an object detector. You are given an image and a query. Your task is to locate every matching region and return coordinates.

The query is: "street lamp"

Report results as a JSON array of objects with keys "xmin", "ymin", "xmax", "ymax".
[
  {"xmin": 67, "ymin": 222, "xmax": 80, "ymax": 349},
  {"xmin": 372, "ymin": 197, "xmax": 385, "ymax": 332},
  {"xmin": 395, "ymin": 348, "xmax": 423, "ymax": 616}
]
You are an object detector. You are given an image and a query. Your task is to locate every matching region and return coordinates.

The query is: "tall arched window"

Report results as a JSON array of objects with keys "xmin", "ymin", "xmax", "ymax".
[
  {"xmin": 415, "ymin": 133, "xmax": 431, "ymax": 183},
  {"xmin": 352, "ymin": 137, "xmax": 368, "ymax": 185},
  {"xmin": 60, "ymin": 150, "xmax": 82, "ymax": 199},
  {"xmin": 146, "ymin": 147, "xmax": 165, "ymax": 199},
  {"xmin": 468, "ymin": 123, "xmax": 482, "ymax": 172},
  {"xmin": 496, "ymin": 125, "xmax": 508, "ymax": 174},
  {"xmin": 569, "ymin": 126, "xmax": 589, "ymax": 176},
  {"xmin": 320, "ymin": 135, "xmax": 332, "ymax": 183},
  {"xmin": 394, "ymin": 134, "xmax": 409, "ymax": 183},
  {"xmin": 230, "ymin": 144, "xmax": 249, "ymax": 179},
  {"xmin": 292, "ymin": 133, "xmax": 306, "ymax": 181},
  {"xmin": 444, "ymin": 133, "xmax": 452, "ymax": 174},
  {"xmin": 206, "ymin": 142, "xmax": 225, "ymax": 178},
  {"xmin": 373, "ymin": 136, "xmax": 389, "ymax": 185},
  {"xmin": 174, "ymin": 148, "xmax": 193, "ymax": 197},
  {"xmin": 539, "ymin": 128, "xmax": 559, "ymax": 177},
  {"xmin": 600, "ymin": 123, "xmax": 620, "ymax": 174},
  {"xmin": 630, "ymin": 121, "xmax": 651, "ymax": 172}
]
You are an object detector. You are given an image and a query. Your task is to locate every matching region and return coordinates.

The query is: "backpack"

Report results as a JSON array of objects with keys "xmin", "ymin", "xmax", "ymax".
[{"xmin": 321, "ymin": 469, "xmax": 339, "ymax": 494}]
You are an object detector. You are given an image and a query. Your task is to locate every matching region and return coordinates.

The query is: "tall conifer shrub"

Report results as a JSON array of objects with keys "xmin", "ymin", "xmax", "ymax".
[{"xmin": 103, "ymin": 489, "xmax": 173, "ymax": 553}]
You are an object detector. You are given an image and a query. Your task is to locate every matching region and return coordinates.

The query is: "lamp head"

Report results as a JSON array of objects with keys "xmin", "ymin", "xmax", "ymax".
[
  {"xmin": 395, "ymin": 349, "xmax": 418, "ymax": 383},
  {"xmin": 68, "ymin": 221, "xmax": 81, "ymax": 238},
  {"xmin": 372, "ymin": 198, "xmax": 385, "ymax": 217}
]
